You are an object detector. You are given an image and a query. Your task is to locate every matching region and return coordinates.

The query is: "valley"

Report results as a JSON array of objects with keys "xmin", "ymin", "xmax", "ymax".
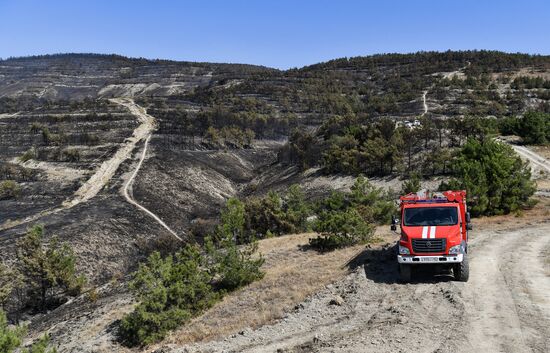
[{"xmin": 0, "ymin": 51, "xmax": 548, "ymax": 352}]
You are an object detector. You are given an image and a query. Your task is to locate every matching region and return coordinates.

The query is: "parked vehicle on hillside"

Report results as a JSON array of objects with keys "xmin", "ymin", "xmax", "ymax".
[{"xmin": 392, "ymin": 190, "xmax": 471, "ymax": 282}]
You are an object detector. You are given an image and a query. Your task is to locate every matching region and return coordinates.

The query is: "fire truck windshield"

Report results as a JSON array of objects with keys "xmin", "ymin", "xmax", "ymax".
[{"xmin": 403, "ymin": 207, "xmax": 458, "ymax": 226}]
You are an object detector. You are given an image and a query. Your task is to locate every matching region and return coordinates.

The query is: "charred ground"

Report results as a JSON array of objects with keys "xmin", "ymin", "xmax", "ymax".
[{"xmin": 0, "ymin": 51, "xmax": 549, "ymax": 352}]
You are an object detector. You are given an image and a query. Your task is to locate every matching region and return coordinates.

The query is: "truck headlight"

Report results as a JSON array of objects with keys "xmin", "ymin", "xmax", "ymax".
[
  {"xmin": 448, "ymin": 244, "xmax": 462, "ymax": 255},
  {"xmin": 399, "ymin": 245, "xmax": 410, "ymax": 255}
]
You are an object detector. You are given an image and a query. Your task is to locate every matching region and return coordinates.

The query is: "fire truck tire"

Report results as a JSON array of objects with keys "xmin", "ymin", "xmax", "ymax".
[
  {"xmin": 399, "ymin": 264, "xmax": 412, "ymax": 282},
  {"xmin": 453, "ymin": 253, "xmax": 469, "ymax": 282}
]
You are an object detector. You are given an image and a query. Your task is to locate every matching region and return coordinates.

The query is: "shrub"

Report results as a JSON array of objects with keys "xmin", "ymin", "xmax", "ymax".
[
  {"xmin": 62, "ymin": 148, "xmax": 80, "ymax": 162},
  {"xmin": 498, "ymin": 116, "xmax": 521, "ymax": 136},
  {"xmin": 310, "ymin": 209, "xmax": 374, "ymax": 251},
  {"xmin": 19, "ymin": 147, "xmax": 37, "ymax": 162},
  {"xmin": 441, "ymin": 138, "xmax": 536, "ymax": 216},
  {"xmin": 24, "ymin": 334, "xmax": 57, "ymax": 353},
  {"xmin": 206, "ymin": 233, "xmax": 264, "ymax": 292},
  {"xmin": 16, "ymin": 225, "xmax": 86, "ymax": 311},
  {"xmin": 348, "ymin": 176, "xmax": 396, "ymax": 224},
  {"xmin": 283, "ymin": 184, "xmax": 310, "ymax": 230},
  {"xmin": 0, "ymin": 181, "xmax": 21, "ymax": 200},
  {"xmin": 0, "ymin": 263, "xmax": 22, "ymax": 311},
  {"xmin": 401, "ymin": 172, "xmax": 421, "ymax": 195},
  {"xmin": 243, "ymin": 191, "xmax": 295, "ymax": 239},
  {"xmin": 519, "ymin": 111, "xmax": 549, "ymax": 145},
  {"xmin": 0, "ymin": 309, "xmax": 56, "ymax": 353},
  {"xmin": 0, "ymin": 310, "xmax": 25, "ymax": 353},
  {"xmin": 120, "ymin": 219, "xmax": 265, "ymax": 347},
  {"xmin": 218, "ymin": 198, "xmax": 247, "ymax": 244},
  {"xmin": 119, "ymin": 246, "xmax": 219, "ymax": 347}
]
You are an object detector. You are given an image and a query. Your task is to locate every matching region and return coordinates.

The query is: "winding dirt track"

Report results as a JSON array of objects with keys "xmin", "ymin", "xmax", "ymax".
[
  {"xmin": 421, "ymin": 62, "xmax": 469, "ymax": 117},
  {"xmin": 114, "ymin": 99, "xmax": 182, "ymax": 241},
  {"xmin": 421, "ymin": 90, "xmax": 428, "ymax": 116},
  {"xmin": 511, "ymin": 144, "xmax": 550, "ymax": 173},
  {"xmin": 0, "ymin": 98, "xmax": 153, "ymax": 230},
  {"xmin": 179, "ymin": 222, "xmax": 550, "ymax": 353},
  {"xmin": 0, "ymin": 99, "xmax": 181, "ymax": 241}
]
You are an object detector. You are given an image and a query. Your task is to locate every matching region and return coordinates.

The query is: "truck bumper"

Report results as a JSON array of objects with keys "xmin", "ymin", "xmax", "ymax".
[{"xmin": 397, "ymin": 253, "xmax": 463, "ymax": 264}]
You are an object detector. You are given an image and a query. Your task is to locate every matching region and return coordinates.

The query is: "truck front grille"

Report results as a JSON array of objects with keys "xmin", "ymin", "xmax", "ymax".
[{"xmin": 412, "ymin": 238, "xmax": 446, "ymax": 253}]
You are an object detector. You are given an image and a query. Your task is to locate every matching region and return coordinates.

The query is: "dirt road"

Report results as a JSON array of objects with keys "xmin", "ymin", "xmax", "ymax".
[
  {"xmin": 177, "ymin": 222, "xmax": 550, "ymax": 353},
  {"xmin": 511, "ymin": 144, "xmax": 550, "ymax": 174},
  {"xmin": 116, "ymin": 99, "xmax": 183, "ymax": 241},
  {"xmin": 421, "ymin": 62, "xmax": 470, "ymax": 117},
  {"xmin": 0, "ymin": 98, "xmax": 154, "ymax": 231},
  {"xmin": 0, "ymin": 99, "xmax": 182, "ymax": 241},
  {"xmin": 62, "ymin": 98, "xmax": 155, "ymax": 207},
  {"xmin": 421, "ymin": 90, "xmax": 428, "ymax": 116}
]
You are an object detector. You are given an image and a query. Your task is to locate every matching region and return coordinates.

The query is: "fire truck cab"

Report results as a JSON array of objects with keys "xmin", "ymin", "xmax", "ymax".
[{"xmin": 392, "ymin": 190, "xmax": 471, "ymax": 282}]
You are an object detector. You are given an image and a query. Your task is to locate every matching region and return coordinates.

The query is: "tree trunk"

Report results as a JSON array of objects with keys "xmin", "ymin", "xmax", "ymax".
[
  {"xmin": 41, "ymin": 283, "xmax": 47, "ymax": 312},
  {"xmin": 408, "ymin": 145, "xmax": 412, "ymax": 170}
]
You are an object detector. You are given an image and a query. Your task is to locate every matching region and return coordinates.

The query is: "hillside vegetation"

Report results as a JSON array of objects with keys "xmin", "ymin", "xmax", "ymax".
[{"xmin": 0, "ymin": 50, "xmax": 548, "ymax": 352}]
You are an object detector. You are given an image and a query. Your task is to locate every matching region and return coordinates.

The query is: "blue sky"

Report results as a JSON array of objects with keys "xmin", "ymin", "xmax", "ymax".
[{"xmin": 0, "ymin": 0, "xmax": 548, "ymax": 69}]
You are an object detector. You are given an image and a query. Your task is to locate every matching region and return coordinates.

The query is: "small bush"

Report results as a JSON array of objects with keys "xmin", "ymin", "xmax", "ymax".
[
  {"xmin": 24, "ymin": 334, "xmax": 57, "ymax": 353},
  {"xmin": 348, "ymin": 176, "xmax": 396, "ymax": 224},
  {"xmin": 16, "ymin": 225, "xmax": 86, "ymax": 312},
  {"xmin": 119, "ymin": 246, "xmax": 219, "ymax": 347},
  {"xmin": 0, "ymin": 263, "xmax": 22, "ymax": 311},
  {"xmin": 401, "ymin": 172, "xmax": 421, "ymax": 195},
  {"xmin": 0, "ymin": 180, "xmax": 21, "ymax": 200},
  {"xmin": 0, "ymin": 309, "xmax": 25, "ymax": 352},
  {"xmin": 87, "ymin": 288, "xmax": 98, "ymax": 303},
  {"xmin": 62, "ymin": 148, "xmax": 80, "ymax": 162},
  {"xmin": 206, "ymin": 234, "xmax": 264, "ymax": 291},
  {"xmin": 310, "ymin": 209, "xmax": 374, "ymax": 251},
  {"xmin": 0, "ymin": 309, "xmax": 56, "ymax": 353},
  {"xmin": 19, "ymin": 147, "xmax": 37, "ymax": 162}
]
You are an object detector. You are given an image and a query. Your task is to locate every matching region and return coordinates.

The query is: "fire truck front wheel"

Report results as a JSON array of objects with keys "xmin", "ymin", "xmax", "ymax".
[
  {"xmin": 453, "ymin": 253, "xmax": 469, "ymax": 282},
  {"xmin": 399, "ymin": 264, "xmax": 412, "ymax": 282}
]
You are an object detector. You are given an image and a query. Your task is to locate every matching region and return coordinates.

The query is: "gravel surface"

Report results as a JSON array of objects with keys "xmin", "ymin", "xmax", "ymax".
[{"xmin": 167, "ymin": 222, "xmax": 550, "ymax": 353}]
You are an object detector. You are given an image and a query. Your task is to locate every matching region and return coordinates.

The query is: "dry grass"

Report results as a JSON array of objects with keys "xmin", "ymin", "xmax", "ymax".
[
  {"xmin": 530, "ymin": 145, "xmax": 550, "ymax": 160},
  {"xmin": 537, "ymin": 179, "xmax": 550, "ymax": 189},
  {"xmin": 492, "ymin": 68, "xmax": 550, "ymax": 81},
  {"xmin": 145, "ymin": 200, "xmax": 549, "ymax": 351},
  {"xmin": 154, "ymin": 232, "xmax": 389, "ymax": 348},
  {"xmin": 472, "ymin": 196, "xmax": 550, "ymax": 232}
]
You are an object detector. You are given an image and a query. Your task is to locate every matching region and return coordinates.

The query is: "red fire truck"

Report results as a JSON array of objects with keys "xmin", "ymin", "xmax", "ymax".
[{"xmin": 391, "ymin": 190, "xmax": 471, "ymax": 282}]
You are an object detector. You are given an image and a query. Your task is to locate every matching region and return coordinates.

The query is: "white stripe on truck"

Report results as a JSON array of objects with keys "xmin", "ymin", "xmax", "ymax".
[
  {"xmin": 422, "ymin": 226, "xmax": 428, "ymax": 239},
  {"xmin": 430, "ymin": 226, "xmax": 436, "ymax": 238}
]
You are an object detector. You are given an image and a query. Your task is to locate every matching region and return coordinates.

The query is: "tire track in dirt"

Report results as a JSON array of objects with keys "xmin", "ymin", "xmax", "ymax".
[
  {"xmin": 462, "ymin": 227, "xmax": 546, "ymax": 353},
  {"xmin": 511, "ymin": 144, "xmax": 550, "ymax": 173},
  {"xmin": 115, "ymin": 99, "xmax": 183, "ymax": 241},
  {"xmin": 420, "ymin": 61, "xmax": 469, "ymax": 117},
  {"xmin": 1, "ymin": 97, "xmax": 154, "ymax": 231},
  {"xmin": 175, "ymin": 223, "xmax": 550, "ymax": 353},
  {"xmin": 0, "ymin": 99, "xmax": 182, "ymax": 242}
]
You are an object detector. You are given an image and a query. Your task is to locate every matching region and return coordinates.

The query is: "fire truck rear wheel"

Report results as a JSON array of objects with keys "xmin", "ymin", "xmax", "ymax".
[
  {"xmin": 453, "ymin": 253, "xmax": 469, "ymax": 282},
  {"xmin": 399, "ymin": 264, "xmax": 412, "ymax": 282}
]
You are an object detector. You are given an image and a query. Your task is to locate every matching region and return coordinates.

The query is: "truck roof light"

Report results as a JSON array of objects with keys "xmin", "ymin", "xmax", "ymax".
[{"xmin": 399, "ymin": 190, "xmax": 466, "ymax": 204}]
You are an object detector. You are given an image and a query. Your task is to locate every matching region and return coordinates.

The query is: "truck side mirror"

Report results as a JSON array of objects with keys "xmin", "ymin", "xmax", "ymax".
[
  {"xmin": 390, "ymin": 215, "xmax": 398, "ymax": 232},
  {"xmin": 466, "ymin": 212, "xmax": 471, "ymax": 223}
]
